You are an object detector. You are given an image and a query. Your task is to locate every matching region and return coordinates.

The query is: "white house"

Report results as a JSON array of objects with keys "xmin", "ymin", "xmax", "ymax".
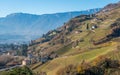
[{"xmin": 22, "ymin": 58, "xmax": 31, "ymax": 66}]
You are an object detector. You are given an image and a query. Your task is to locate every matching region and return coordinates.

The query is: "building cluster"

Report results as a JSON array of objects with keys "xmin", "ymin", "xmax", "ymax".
[{"xmin": 22, "ymin": 52, "xmax": 58, "ymax": 66}]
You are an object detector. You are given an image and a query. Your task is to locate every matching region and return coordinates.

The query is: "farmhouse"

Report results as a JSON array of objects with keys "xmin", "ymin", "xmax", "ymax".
[{"xmin": 22, "ymin": 58, "xmax": 31, "ymax": 66}]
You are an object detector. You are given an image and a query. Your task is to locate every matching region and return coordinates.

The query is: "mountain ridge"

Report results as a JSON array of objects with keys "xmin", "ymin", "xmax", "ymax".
[{"xmin": 0, "ymin": 8, "xmax": 101, "ymax": 43}]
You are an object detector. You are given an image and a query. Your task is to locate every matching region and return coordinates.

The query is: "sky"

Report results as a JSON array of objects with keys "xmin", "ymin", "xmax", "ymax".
[{"xmin": 0, "ymin": 0, "xmax": 119, "ymax": 17}]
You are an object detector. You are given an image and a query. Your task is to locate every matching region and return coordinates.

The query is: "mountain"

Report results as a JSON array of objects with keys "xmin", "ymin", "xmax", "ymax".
[
  {"xmin": 0, "ymin": 8, "xmax": 101, "ymax": 43},
  {"xmin": 28, "ymin": 2, "xmax": 120, "ymax": 75}
]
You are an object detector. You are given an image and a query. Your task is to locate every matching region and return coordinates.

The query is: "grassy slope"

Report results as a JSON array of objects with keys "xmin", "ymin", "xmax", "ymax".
[
  {"xmin": 34, "ymin": 42, "xmax": 117, "ymax": 75},
  {"xmin": 31, "ymin": 5, "xmax": 120, "ymax": 75}
]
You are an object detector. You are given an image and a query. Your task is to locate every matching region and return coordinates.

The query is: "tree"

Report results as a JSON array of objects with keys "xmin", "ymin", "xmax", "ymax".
[
  {"xmin": 86, "ymin": 23, "xmax": 89, "ymax": 30},
  {"xmin": 0, "ymin": 66, "xmax": 33, "ymax": 75},
  {"xmin": 21, "ymin": 44, "xmax": 28, "ymax": 56},
  {"xmin": 17, "ymin": 44, "xmax": 28, "ymax": 56}
]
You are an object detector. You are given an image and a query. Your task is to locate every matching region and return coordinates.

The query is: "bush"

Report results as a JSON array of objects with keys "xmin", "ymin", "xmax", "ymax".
[
  {"xmin": 57, "ymin": 64, "xmax": 77, "ymax": 75},
  {"xmin": 56, "ymin": 58, "xmax": 120, "ymax": 75},
  {"xmin": 0, "ymin": 66, "xmax": 33, "ymax": 75}
]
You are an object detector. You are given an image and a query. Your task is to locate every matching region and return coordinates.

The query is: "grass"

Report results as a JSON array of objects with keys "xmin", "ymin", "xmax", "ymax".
[
  {"xmin": 107, "ymin": 51, "xmax": 120, "ymax": 60},
  {"xmin": 63, "ymin": 28, "xmax": 109, "ymax": 56},
  {"xmin": 56, "ymin": 43, "xmax": 72, "ymax": 55},
  {"xmin": 33, "ymin": 41, "xmax": 117, "ymax": 75}
]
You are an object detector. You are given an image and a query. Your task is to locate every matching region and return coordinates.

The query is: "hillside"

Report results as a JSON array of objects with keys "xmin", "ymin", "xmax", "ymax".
[
  {"xmin": 29, "ymin": 2, "xmax": 120, "ymax": 75},
  {"xmin": 0, "ymin": 8, "xmax": 100, "ymax": 43}
]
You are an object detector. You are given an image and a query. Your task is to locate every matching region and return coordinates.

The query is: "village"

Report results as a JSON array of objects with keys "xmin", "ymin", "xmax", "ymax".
[{"xmin": 0, "ymin": 42, "xmax": 58, "ymax": 72}]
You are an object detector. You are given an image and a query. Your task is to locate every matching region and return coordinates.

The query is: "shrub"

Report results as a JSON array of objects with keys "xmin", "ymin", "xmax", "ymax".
[
  {"xmin": 57, "ymin": 57, "xmax": 120, "ymax": 75},
  {"xmin": 56, "ymin": 64, "xmax": 77, "ymax": 75},
  {"xmin": 0, "ymin": 66, "xmax": 33, "ymax": 75}
]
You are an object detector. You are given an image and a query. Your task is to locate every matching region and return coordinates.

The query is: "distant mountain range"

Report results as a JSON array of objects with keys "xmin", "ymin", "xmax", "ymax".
[{"xmin": 0, "ymin": 8, "xmax": 101, "ymax": 43}]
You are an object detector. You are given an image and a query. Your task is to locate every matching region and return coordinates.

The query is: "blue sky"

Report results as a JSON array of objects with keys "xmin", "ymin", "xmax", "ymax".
[{"xmin": 0, "ymin": 0, "xmax": 119, "ymax": 17}]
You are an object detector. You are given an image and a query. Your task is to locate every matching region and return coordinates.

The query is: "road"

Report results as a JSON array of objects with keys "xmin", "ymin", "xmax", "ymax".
[{"xmin": 0, "ymin": 65, "xmax": 22, "ymax": 72}]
